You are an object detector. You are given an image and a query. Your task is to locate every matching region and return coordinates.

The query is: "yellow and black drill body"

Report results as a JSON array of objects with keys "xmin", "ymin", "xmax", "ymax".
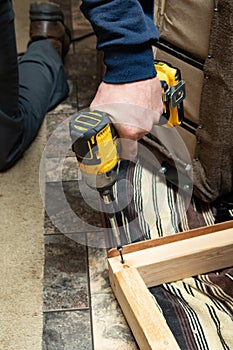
[{"xmin": 70, "ymin": 110, "xmax": 119, "ymax": 192}]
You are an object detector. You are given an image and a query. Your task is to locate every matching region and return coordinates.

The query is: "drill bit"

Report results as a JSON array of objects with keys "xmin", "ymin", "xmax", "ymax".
[{"xmin": 101, "ymin": 191, "xmax": 124, "ymax": 264}]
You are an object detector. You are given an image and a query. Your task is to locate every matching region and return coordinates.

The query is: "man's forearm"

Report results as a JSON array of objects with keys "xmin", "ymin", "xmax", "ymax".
[{"xmin": 80, "ymin": 0, "xmax": 159, "ymax": 83}]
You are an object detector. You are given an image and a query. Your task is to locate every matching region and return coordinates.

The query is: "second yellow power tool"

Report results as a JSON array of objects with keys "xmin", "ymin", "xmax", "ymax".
[{"xmin": 155, "ymin": 60, "xmax": 185, "ymax": 126}]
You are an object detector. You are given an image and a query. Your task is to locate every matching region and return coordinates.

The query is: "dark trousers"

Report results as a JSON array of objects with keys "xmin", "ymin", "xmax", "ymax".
[{"xmin": 0, "ymin": 0, "xmax": 69, "ymax": 170}]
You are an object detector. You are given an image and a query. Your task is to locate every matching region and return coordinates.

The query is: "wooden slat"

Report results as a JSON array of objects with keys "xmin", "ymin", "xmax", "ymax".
[
  {"xmin": 108, "ymin": 265, "xmax": 180, "ymax": 350},
  {"xmin": 108, "ymin": 227, "xmax": 233, "ymax": 288},
  {"xmin": 108, "ymin": 224, "xmax": 233, "ymax": 349},
  {"xmin": 108, "ymin": 220, "xmax": 233, "ymax": 258}
]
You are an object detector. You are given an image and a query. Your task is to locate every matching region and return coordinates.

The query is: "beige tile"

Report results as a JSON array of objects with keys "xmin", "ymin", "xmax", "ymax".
[
  {"xmin": 87, "ymin": 233, "xmax": 139, "ymax": 350},
  {"xmin": 91, "ymin": 293, "xmax": 139, "ymax": 350}
]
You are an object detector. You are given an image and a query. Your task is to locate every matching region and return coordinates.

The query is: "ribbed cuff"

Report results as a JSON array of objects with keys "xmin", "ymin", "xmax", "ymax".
[{"xmin": 103, "ymin": 47, "xmax": 156, "ymax": 83}]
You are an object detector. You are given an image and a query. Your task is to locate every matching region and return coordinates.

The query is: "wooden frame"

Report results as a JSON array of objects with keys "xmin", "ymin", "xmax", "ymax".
[{"xmin": 107, "ymin": 221, "xmax": 233, "ymax": 350}]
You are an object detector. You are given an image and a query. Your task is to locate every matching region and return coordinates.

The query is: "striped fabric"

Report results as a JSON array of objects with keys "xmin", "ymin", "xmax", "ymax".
[{"xmin": 111, "ymin": 160, "xmax": 233, "ymax": 350}]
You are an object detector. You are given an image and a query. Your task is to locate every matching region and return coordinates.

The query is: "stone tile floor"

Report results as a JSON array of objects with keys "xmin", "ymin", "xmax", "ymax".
[
  {"xmin": 42, "ymin": 114, "xmax": 139, "ymax": 350},
  {"xmin": 41, "ymin": 5, "xmax": 139, "ymax": 347},
  {"xmin": 17, "ymin": 1, "xmax": 231, "ymax": 349},
  {"xmin": 28, "ymin": 1, "xmax": 233, "ymax": 348}
]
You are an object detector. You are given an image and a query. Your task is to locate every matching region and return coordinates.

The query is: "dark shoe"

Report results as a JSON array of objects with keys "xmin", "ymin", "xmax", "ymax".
[{"xmin": 29, "ymin": 2, "xmax": 71, "ymax": 60}]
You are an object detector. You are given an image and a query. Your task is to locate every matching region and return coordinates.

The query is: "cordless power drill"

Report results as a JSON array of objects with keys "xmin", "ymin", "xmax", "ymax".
[{"xmin": 69, "ymin": 61, "xmax": 186, "ymax": 263}]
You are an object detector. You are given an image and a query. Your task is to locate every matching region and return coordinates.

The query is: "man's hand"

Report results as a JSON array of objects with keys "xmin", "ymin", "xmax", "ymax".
[{"xmin": 90, "ymin": 76, "xmax": 163, "ymax": 159}]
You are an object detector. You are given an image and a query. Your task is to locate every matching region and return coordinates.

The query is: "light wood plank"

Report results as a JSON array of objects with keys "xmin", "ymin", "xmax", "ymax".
[
  {"xmin": 108, "ymin": 265, "xmax": 180, "ymax": 350},
  {"xmin": 108, "ymin": 223, "xmax": 233, "ymax": 349},
  {"xmin": 108, "ymin": 220, "xmax": 233, "ymax": 258},
  {"xmin": 108, "ymin": 227, "xmax": 233, "ymax": 288}
]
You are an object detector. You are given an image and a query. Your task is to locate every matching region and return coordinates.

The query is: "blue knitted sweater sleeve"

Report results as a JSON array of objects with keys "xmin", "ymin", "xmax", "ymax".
[{"xmin": 80, "ymin": 0, "xmax": 159, "ymax": 83}]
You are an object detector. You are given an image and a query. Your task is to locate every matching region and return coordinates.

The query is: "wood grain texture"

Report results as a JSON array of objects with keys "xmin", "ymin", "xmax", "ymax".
[
  {"xmin": 108, "ymin": 222, "xmax": 233, "ymax": 349},
  {"xmin": 108, "ymin": 266, "xmax": 180, "ymax": 350},
  {"xmin": 108, "ymin": 220, "xmax": 233, "ymax": 258},
  {"xmin": 109, "ymin": 227, "xmax": 233, "ymax": 288}
]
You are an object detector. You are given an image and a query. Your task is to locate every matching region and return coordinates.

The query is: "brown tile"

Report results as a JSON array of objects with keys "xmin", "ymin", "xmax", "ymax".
[
  {"xmin": 73, "ymin": 35, "xmax": 97, "ymax": 55},
  {"xmin": 52, "ymin": 0, "xmax": 73, "ymax": 31},
  {"xmin": 75, "ymin": 45, "xmax": 99, "ymax": 79},
  {"xmin": 45, "ymin": 156, "xmax": 81, "ymax": 183},
  {"xmin": 65, "ymin": 79, "xmax": 79, "ymax": 108},
  {"xmin": 43, "ymin": 310, "xmax": 92, "ymax": 350},
  {"xmin": 77, "ymin": 78, "xmax": 98, "ymax": 109},
  {"xmin": 43, "ymin": 234, "xmax": 88, "ymax": 310},
  {"xmin": 65, "ymin": 39, "xmax": 101, "ymax": 109},
  {"xmin": 71, "ymin": 0, "xmax": 93, "ymax": 37},
  {"xmin": 45, "ymin": 114, "xmax": 74, "ymax": 158},
  {"xmin": 44, "ymin": 212, "xmax": 60, "ymax": 235},
  {"xmin": 44, "ymin": 181, "xmax": 104, "ymax": 234},
  {"xmin": 46, "ymin": 113, "xmax": 70, "ymax": 137}
]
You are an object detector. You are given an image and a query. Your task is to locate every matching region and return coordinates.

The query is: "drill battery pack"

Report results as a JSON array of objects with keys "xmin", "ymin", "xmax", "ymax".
[{"xmin": 154, "ymin": 60, "xmax": 186, "ymax": 126}]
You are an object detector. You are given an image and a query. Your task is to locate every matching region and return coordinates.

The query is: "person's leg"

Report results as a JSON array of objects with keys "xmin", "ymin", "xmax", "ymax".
[
  {"xmin": 0, "ymin": 0, "xmax": 24, "ymax": 169},
  {"xmin": 0, "ymin": 1, "xmax": 70, "ymax": 170},
  {"xmin": 0, "ymin": 0, "xmax": 19, "ymax": 117},
  {"xmin": 18, "ymin": 39, "xmax": 69, "ymax": 152}
]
